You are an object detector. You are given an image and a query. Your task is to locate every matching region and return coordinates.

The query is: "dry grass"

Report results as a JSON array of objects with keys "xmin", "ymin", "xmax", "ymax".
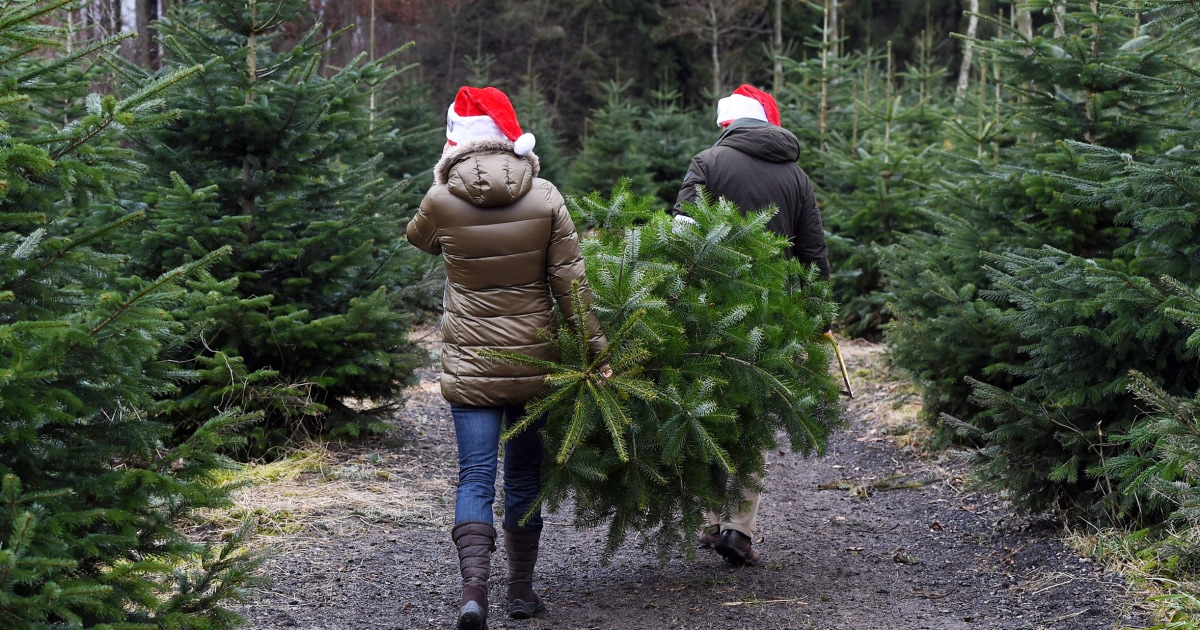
[
  {"xmin": 190, "ymin": 326, "xmax": 454, "ymax": 546},
  {"xmin": 836, "ymin": 338, "xmax": 928, "ymax": 449},
  {"xmin": 1065, "ymin": 526, "xmax": 1200, "ymax": 627}
]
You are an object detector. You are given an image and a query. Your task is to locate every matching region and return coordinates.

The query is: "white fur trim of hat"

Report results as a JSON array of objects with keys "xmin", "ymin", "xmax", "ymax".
[
  {"xmin": 716, "ymin": 93, "xmax": 768, "ymax": 127},
  {"xmin": 445, "ymin": 86, "xmax": 536, "ymax": 156}
]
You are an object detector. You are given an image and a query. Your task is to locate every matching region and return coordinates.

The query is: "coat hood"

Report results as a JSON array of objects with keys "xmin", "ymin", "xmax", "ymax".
[
  {"xmin": 433, "ymin": 139, "xmax": 542, "ymax": 208},
  {"xmin": 714, "ymin": 119, "xmax": 800, "ymax": 164}
]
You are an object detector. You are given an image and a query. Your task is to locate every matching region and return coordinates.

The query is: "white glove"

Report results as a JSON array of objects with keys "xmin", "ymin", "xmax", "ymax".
[{"xmin": 671, "ymin": 214, "xmax": 697, "ymax": 234}]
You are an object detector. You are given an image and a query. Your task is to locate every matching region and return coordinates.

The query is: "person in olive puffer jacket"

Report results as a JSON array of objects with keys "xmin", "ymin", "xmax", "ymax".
[
  {"xmin": 673, "ymin": 84, "xmax": 830, "ymax": 569},
  {"xmin": 407, "ymin": 86, "xmax": 609, "ymax": 630}
]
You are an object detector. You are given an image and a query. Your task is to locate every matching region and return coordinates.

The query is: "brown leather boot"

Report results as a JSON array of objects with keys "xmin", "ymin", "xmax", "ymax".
[
  {"xmin": 714, "ymin": 529, "xmax": 763, "ymax": 567},
  {"xmin": 452, "ymin": 522, "xmax": 495, "ymax": 630},
  {"xmin": 503, "ymin": 527, "xmax": 546, "ymax": 619}
]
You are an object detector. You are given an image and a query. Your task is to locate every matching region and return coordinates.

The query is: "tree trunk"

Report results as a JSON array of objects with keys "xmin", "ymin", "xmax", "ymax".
[
  {"xmin": 1017, "ymin": 0, "xmax": 1033, "ymax": 39},
  {"xmin": 773, "ymin": 0, "xmax": 782, "ymax": 92},
  {"xmin": 819, "ymin": 0, "xmax": 829, "ymax": 142},
  {"xmin": 369, "ymin": 0, "xmax": 376, "ymax": 124},
  {"xmin": 135, "ymin": 0, "xmax": 158, "ymax": 69},
  {"xmin": 955, "ymin": 0, "xmax": 980, "ymax": 105},
  {"xmin": 445, "ymin": 3, "xmax": 461, "ymax": 95},
  {"xmin": 710, "ymin": 12, "xmax": 721, "ymax": 96},
  {"xmin": 830, "ymin": 0, "xmax": 838, "ymax": 57},
  {"xmin": 242, "ymin": 0, "xmax": 259, "ymax": 238}
]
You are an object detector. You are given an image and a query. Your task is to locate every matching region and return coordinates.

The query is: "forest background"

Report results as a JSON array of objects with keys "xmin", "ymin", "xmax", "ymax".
[{"xmin": 6, "ymin": 0, "xmax": 1200, "ymax": 628}]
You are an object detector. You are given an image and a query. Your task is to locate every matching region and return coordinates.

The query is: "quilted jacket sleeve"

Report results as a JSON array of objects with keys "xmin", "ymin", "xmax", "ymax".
[
  {"xmin": 406, "ymin": 191, "xmax": 442, "ymax": 255},
  {"xmin": 546, "ymin": 192, "xmax": 608, "ymax": 359},
  {"xmin": 672, "ymin": 152, "xmax": 709, "ymax": 216}
]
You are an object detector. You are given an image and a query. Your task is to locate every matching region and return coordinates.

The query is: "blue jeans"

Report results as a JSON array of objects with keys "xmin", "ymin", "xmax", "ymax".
[{"xmin": 450, "ymin": 404, "xmax": 546, "ymax": 531}]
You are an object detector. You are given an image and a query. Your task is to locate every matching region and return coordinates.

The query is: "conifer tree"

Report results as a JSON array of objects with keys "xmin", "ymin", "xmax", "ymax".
[
  {"xmin": 512, "ymin": 80, "xmax": 569, "ymax": 185},
  {"xmin": 106, "ymin": 0, "xmax": 427, "ymax": 448},
  {"xmin": 566, "ymin": 81, "xmax": 655, "ymax": 198},
  {"xmin": 884, "ymin": 1, "xmax": 1177, "ymax": 516},
  {"xmin": 1011, "ymin": 2, "xmax": 1200, "ymax": 522},
  {"xmin": 1087, "ymin": 276, "xmax": 1200, "ymax": 592},
  {"xmin": 809, "ymin": 37, "xmax": 954, "ymax": 338},
  {"xmin": 490, "ymin": 184, "xmax": 843, "ymax": 559},
  {"xmin": 373, "ymin": 79, "xmax": 448, "ymax": 316},
  {"xmin": 1, "ymin": 2, "xmax": 263, "ymax": 626},
  {"xmin": 772, "ymin": 0, "xmax": 964, "ymax": 340},
  {"xmin": 377, "ymin": 77, "xmax": 445, "ymax": 216},
  {"xmin": 640, "ymin": 86, "xmax": 708, "ymax": 206}
]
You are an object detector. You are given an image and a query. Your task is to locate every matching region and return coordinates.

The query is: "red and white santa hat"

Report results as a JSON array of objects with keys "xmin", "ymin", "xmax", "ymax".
[
  {"xmin": 445, "ymin": 86, "xmax": 536, "ymax": 156},
  {"xmin": 715, "ymin": 84, "xmax": 781, "ymax": 127}
]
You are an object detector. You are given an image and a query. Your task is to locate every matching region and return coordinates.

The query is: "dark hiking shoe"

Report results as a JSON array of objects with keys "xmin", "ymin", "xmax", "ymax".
[
  {"xmin": 457, "ymin": 600, "xmax": 486, "ymax": 630},
  {"xmin": 714, "ymin": 529, "xmax": 763, "ymax": 567},
  {"xmin": 697, "ymin": 526, "xmax": 721, "ymax": 549},
  {"xmin": 507, "ymin": 597, "xmax": 546, "ymax": 620}
]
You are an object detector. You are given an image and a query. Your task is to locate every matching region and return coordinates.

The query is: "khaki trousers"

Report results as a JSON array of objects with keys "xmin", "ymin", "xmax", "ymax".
[{"xmin": 704, "ymin": 452, "xmax": 767, "ymax": 538}]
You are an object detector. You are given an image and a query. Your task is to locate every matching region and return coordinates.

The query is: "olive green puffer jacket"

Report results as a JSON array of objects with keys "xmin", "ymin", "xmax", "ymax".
[{"xmin": 406, "ymin": 140, "xmax": 607, "ymax": 408}]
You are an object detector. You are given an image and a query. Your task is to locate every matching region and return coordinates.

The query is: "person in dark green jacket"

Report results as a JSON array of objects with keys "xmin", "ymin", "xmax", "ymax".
[
  {"xmin": 674, "ymin": 84, "xmax": 830, "ymax": 568},
  {"xmin": 674, "ymin": 84, "xmax": 830, "ymax": 278}
]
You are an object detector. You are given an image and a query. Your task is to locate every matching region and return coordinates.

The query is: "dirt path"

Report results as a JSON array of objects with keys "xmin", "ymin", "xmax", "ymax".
[{"xmin": 230, "ymin": 339, "xmax": 1152, "ymax": 630}]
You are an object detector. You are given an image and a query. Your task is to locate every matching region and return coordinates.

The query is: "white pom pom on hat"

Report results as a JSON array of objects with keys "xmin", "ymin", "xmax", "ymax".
[
  {"xmin": 716, "ymin": 84, "xmax": 781, "ymax": 127},
  {"xmin": 513, "ymin": 132, "xmax": 536, "ymax": 156},
  {"xmin": 445, "ymin": 86, "xmax": 537, "ymax": 156}
]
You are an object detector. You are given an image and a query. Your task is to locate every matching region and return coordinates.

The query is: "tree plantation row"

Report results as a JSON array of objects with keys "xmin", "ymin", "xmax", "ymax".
[{"xmin": 4, "ymin": 0, "xmax": 1200, "ymax": 627}]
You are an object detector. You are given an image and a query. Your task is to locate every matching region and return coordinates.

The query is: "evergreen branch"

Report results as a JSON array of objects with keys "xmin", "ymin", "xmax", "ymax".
[
  {"xmin": 477, "ymin": 348, "xmax": 558, "ymax": 372},
  {"xmin": 87, "ymin": 247, "xmax": 232, "ymax": 338},
  {"xmin": 556, "ymin": 393, "xmax": 595, "ymax": 465},
  {"xmin": 37, "ymin": 213, "xmax": 143, "ymax": 271},
  {"xmin": 502, "ymin": 384, "xmax": 580, "ymax": 442},
  {"xmin": 118, "ymin": 64, "xmax": 205, "ymax": 111},
  {"xmin": 688, "ymin": 415, "xmax": 734, "ymax": 474},
  {"xmin": 49, "ymin": 109, "xmax": 124, "ymax": 161},
  {"xmin": 0, "ymin": 0, "xmax": 75, "ymax": 36},
  {"xmin": 13, "ymin": 228, "xmax": 46, "ymax": 260},
  {"xmin": 588, "ymin": 380, "xmax": 630, "ymax": 462},
  {"xmin": 19, "ymin": 31, "xmax": 134, "ymax": 86},
  {"xmin": 0, "ymin": 91, "xmax": 32, "ymax": 109}
]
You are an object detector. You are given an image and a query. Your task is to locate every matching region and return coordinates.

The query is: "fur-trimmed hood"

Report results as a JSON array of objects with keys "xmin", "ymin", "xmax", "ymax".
[{"xmin": 433, "ymin": 139, "xmax": 542, "ymax": 209}]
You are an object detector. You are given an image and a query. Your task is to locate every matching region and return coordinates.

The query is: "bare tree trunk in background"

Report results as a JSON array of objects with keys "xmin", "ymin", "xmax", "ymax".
[
  {"xmin": 135, "ymin": 0, "xmax": 158, "ymax": 68},
  {"xmin": 444, "ymin": 3, "xmax": 463, "ymax": 94},
  {"xmin": 369, "ymin": 0, "xmax": 376, "ymax": 124},
  {"xmin": 955, "ymin": 0, "xmax": 979, "ymax": 104},
  {"xmin": 1017, "ymin": 0, "xmax": 1033, "ymax": 39},
  {"xmin": 709, "ymin": 3, "xmax": 721, "ymax": 95},
  {"xmin": 1053, "ymin": 0, "xmax": 1066, "ymax": 37},
  {"xmin": 662, "ymin": 0, "xmax": 766, "ymax": 96},
  {"xmin": 1085, "ymin": 0, "xmax": 1101, "ymax": 144},
  {"xmin": 819, "ymin": 0, "xmax": 829, "ymax": 143},
  {"xmin": 242, "ymin": 0, "xmax": 259, "ymax": 238},
  {"xmin": 830, "ymin": 0, "xmax": 838, "ymax": 57},
  {"xmin": 773, "ymin": 0, "xmax": 782, "ymax": 92}
]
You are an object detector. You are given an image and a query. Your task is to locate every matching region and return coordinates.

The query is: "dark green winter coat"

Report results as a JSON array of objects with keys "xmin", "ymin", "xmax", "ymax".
[
  {"xmin": 407, "ymin": 139, "xmax": 608, "ymax": 407},
  {"xmin": 674, "ymin": 119, "xmax": 830, "ymax": 279}
]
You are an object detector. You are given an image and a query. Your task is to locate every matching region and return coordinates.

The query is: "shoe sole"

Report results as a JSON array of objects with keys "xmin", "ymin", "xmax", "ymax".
[
  {"xmin": 508, "ymin": 599, "xmax": 545, "ymax": 620},
  {"xmin": 458, "ymin": 601, "xmax": 486, "ymax": 630}
]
